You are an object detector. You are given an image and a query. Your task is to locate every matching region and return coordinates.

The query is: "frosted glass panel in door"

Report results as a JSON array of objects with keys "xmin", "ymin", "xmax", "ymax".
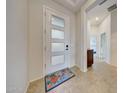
[
  {"xmin": 52, "ymin": 29, "xmax": 64, "ymax": 39},
  {"xmin": 51, "ymin": 16, "xmax": 65, "ymax": 28},
  {"xmin": 52, "ymin": 55, "xmax": 65, "ymax": 65},
  {"xmin": 52, "ymin": 43, "xmax": 64, "ymax": 52}
]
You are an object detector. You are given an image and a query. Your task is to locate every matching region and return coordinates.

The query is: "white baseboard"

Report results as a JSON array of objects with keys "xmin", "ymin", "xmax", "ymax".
[
  {"xmin": 25, "ymin": 76, "xmax": 43, "ymax": 93},
  {"xmin": 83, "ymin": 69, "xmax": 88, "ymax": 72},
  {"xmin": 29, "ymin": 76, "xmax": 43, "ymax": 83},
  {"xmin": 75, "ymin": 64, "xmax": 88, "ymax": 72},
  {"xmin": 110, "ymin": 63, "xmax": 117, "ymax": 67},
  {"xmin": 80, "ymin": 67, "xmax": 87, "ymax": 72},
  {"xmin": 25, "ymin": 81, "xmax": 30, "ymax": 93},
  {"xmin": 70, "ymin": 63, "xmax": 75, "ymax": 68},
  {"xmin": 75, "ymin": 64, "xmax": 80, "ymax": 69}
]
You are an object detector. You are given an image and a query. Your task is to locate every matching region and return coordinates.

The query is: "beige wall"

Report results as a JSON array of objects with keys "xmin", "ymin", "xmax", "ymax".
[
  {"xmin": 29, "ymin": 0, "xmax": 76, "ymax": 81},
  {"xmin": 111, "ymin": 9, "xmax": 117, "ymax": 67},
  {"xmin": 6, "ymin": 0, "xmax": 29, "ymax": 93}
]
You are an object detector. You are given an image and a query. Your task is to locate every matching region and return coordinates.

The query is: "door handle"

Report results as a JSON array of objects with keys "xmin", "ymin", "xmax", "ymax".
[{"xmin": 65, "ymin": 45, "xmax": 68, "ymax": 50}]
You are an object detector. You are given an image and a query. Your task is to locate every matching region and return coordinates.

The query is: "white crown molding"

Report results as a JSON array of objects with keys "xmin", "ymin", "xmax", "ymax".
[{"xmin": 52, "ymin": 0, "xmax": 87, "ymax": 12}]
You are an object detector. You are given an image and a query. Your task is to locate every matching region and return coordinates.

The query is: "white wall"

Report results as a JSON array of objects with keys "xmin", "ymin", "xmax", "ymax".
[
  {"xmin": 87, "ymin": 21, "xmax": 91, "ymax": 49},
  {"xmin": 90, "ymin": 25, "xmax": 98, "ymax": 37},
  {"xmin": 29, "ymin": 0, "xmax": 76, "ymax": 81},
  {"xmin": 110, "ymin": 9, "xmax": 117, "ymax": 67},
  {"xmin": 75, "ymin": 11, "xmax": 81, "ymax": 68},
  {"xmin": 89, "ymin": 25, "xmax": 99, "ymax": 58},
  {"xmin": 6, "ymin": 0, "xmax": 29, "ymax": 93},
  {"xmin": 89, "ymin": 10, "xmax": 117, "ymax": 67},
  {"xmin": 98, "ymin": 15, "xmax": 111, "ymax": 63},
  {"xmin": 75, "ymin": 0, "xmax": 96, "ymax": 72},
  {"xmin": 89, "ymin": 15, "xmax": 111, "ymax": 63}
]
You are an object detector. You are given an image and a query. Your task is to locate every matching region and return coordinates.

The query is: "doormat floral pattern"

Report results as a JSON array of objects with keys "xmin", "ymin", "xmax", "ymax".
[{"xmin": 45, "ymin": 68, "xmax": 75, "ymax": 92}]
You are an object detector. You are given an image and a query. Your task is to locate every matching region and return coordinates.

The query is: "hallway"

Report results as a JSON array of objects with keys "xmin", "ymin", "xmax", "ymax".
[
  {"xmin": 6, "ymin": 0, "xmax": 117, "ymax": 93},
  {"xmin": 27, "ymin": 62, "xmax": 116, "ymax": 93}
]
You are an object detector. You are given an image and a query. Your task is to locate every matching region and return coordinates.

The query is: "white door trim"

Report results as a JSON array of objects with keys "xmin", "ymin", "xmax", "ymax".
[
  {"xmin": 80, "ymin": 0, "xmax": 97, "ymax": 72},
  {"xmin": 43, "ymin": 5, "xmax": 71, "ymax": 77}
]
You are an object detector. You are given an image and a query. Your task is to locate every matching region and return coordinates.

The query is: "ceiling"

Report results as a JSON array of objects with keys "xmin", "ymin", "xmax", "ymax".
[
  {"xmin": 52, "ymin": 0, "xmax": 87, "ymax": 12},
  {"xmin": 87, "ymin": 0, "xmax": 117, "ymax": 26}
]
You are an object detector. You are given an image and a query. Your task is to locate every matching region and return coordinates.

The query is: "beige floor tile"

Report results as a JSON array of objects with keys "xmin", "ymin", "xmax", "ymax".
[{"xmin": 27, "ymin": 62, "xmax": 117, "ymax": 93}]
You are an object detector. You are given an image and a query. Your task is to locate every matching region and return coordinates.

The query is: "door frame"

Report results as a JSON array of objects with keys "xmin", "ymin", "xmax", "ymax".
[
  {"xmin": 85, "ymin": 0, "xmax": 111, "ymax": 65},
  {"xmin": 80, "ymin": 0, "xmax": 103, "ymax": 72},
  {"xmin": 43, "ymin": 5, "xmax": 71, "ymax": 77}
]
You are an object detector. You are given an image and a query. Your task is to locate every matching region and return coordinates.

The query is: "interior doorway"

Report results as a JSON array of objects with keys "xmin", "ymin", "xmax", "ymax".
[
  {"xmin": 86, "ymin": 0, "xmax": 116, "ymax": 64},
  {"xmin": 90, "ymin": 36, "xmax": 97, "ymax": 58}
]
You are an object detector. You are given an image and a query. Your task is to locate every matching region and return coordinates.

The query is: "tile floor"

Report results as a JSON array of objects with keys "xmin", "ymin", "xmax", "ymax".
[{"xmin": 27, "ymin": 62, "xmax": 117, "ymax": 93}]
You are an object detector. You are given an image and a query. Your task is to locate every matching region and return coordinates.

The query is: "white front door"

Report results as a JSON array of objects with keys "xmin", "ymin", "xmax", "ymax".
[{"xmin": 45, "ymin": 7, "xmax": 70, "ymax": 75}]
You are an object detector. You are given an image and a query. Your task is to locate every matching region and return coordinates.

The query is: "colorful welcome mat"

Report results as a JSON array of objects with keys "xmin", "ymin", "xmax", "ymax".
[{"xmin": 45, "ymin": 68, "xmax": 75, "ymax": 92}]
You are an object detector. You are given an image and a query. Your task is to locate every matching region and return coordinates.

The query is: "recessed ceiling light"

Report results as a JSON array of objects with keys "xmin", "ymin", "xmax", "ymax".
[{"xmin": 95, "ymin": 17, "xmax": 99, "ymax": 21}]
